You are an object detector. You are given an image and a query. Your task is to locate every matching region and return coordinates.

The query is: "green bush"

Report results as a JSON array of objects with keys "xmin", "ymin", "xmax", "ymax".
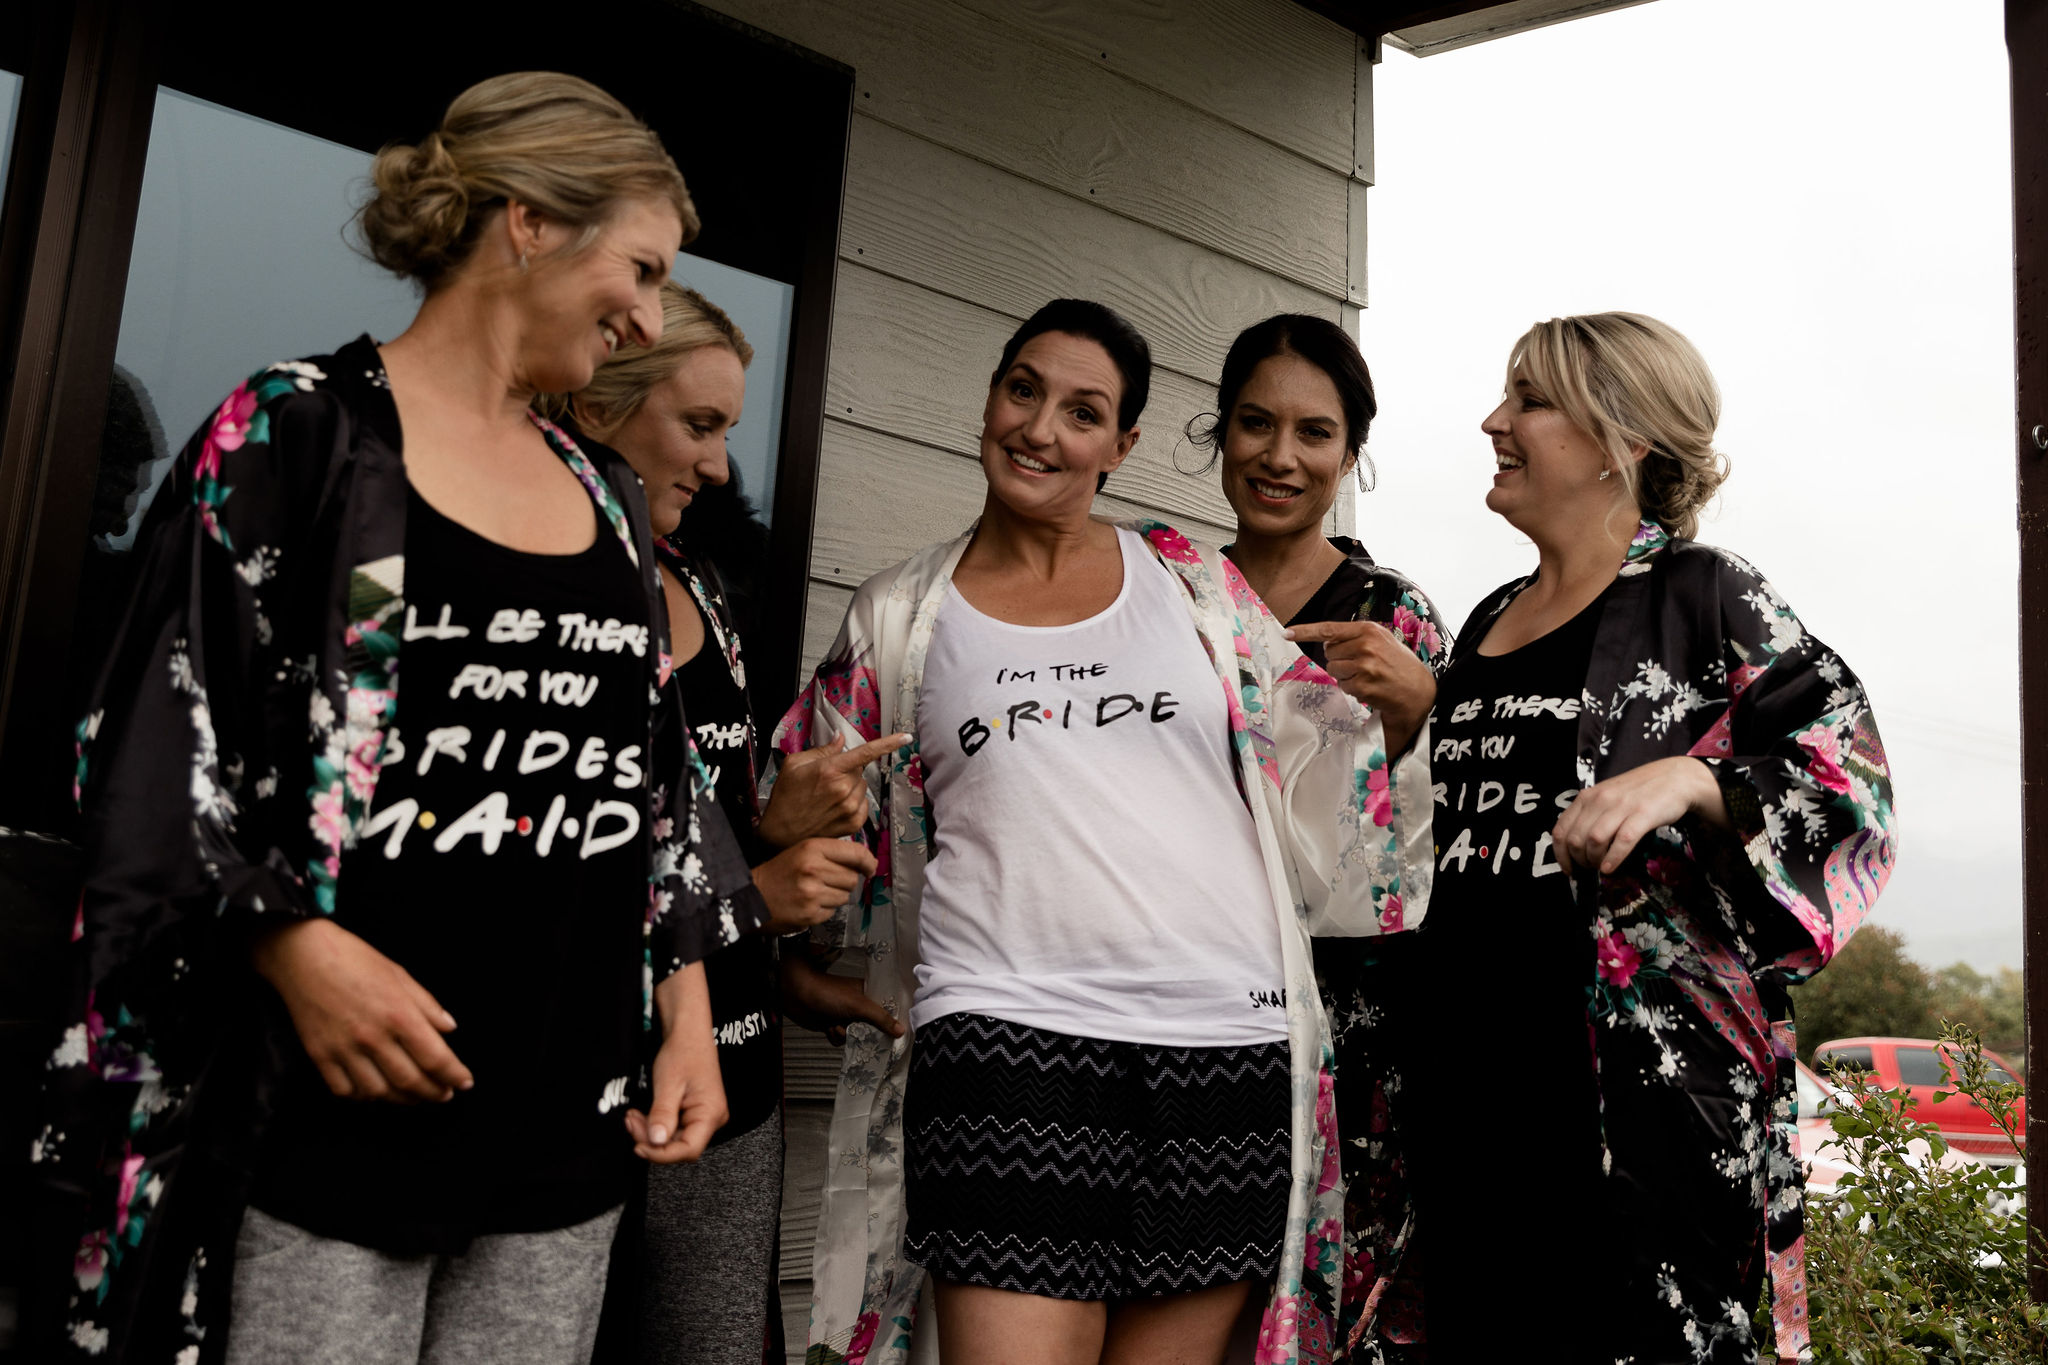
[{"xmin": 1796, "ymin": 1022, "xmax": 2044, "ymax": 1363}]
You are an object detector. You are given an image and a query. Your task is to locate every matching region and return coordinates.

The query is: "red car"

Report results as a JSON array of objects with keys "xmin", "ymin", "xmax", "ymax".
[{"xmin": 1812, "ymin": 1036, "xmax": 2026, "ymax": 1163}]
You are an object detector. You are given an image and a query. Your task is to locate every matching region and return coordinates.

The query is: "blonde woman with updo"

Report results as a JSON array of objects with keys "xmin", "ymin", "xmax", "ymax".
[
  {"xmin": 1378, "ymin": 314, "xmax": 1897, "ymax": 1363},
  {"xmin": 550, "ymin": 282, "xmax": 897, "ymax": 1365},
  {"xmin": 38, "ymin": 74, "xmax": 847, "ymax": 1365}
]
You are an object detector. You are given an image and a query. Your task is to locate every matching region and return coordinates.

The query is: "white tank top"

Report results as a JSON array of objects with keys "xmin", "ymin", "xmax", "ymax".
[{"xmin": 911, "ymin": 526, "xmax": 1286, "ymax": 1046}]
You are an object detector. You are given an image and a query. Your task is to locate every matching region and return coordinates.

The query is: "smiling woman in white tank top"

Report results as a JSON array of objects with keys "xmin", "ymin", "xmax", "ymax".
[{"xmin": 775, "ymin": 300, "xmax": 1436, "ymax": 1365}]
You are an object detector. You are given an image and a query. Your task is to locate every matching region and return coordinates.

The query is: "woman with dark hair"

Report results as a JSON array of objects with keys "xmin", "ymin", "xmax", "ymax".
[
  {"xmin": 1187, "ymin": 313, "xmax": 1448, "ymax": 1358},
  {"xmin": 777, "ymin": 299, "xmax": 1434, "ymax": 1365},
  {"xmin": 36, "ymin": 74, "xmax": 846, "ymax": 1365},
  {"xmin": 1374, "ymin": 313, "xmax": 1895, "ymax": 1362}
]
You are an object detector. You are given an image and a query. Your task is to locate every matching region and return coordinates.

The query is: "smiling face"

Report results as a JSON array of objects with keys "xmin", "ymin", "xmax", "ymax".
[
  {"xmin": 1480, "ymin": 369, "xmax": 1624, "ymax": 535},
  {"xmin": 599, "ymin": 344, "xmax": 745, "ymax": 538},
  {"xmin": 510, "ymin": 195, "xmax": 683, "ymax": 396},
  {"xmin": 1220, "ymin": 353, "xmax": 1353, "ymax": 542},
  {"xmin": 979, "ymin": 331, "xmax": 1137, "ymax": 524}
]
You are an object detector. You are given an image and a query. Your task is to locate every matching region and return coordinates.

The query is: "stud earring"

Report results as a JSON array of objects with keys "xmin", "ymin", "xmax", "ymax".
[{"xmin": 1598, "ymin": 467, "xmax": 1612, "ymax": 481}]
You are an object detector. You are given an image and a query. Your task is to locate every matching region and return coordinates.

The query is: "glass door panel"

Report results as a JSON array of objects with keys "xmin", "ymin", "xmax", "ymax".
[
  {"xmin": 0, "ymin": 68, "xmax": 22, "ymax": 193},
  {"xmin": 104, "ymin": 87, "xmax": 419, "ymax": 550},
  {"xmin": 672, "ymin": 252, "xmax": 796, "ymax": 528}
]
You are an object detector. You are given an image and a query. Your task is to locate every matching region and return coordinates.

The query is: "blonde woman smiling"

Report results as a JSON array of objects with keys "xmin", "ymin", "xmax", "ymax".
[
  {"xmin": 1381, "ymin": 313, "xmax": 1896, "ymax": 1363},
  {"xmin": 44, "ymin": 74, "xmax": 778, "ymax": 1365}
]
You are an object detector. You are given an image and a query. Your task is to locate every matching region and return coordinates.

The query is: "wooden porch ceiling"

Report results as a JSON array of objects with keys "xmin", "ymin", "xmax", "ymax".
[{"xmin": 1295, "ymin": 0, "xmax": 1655, "ymax": 56}]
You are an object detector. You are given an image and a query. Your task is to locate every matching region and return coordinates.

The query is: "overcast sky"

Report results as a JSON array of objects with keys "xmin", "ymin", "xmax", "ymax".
[{"xmin": 1357, "ymin": 0, "xmax": 2020, "ymax": 970}]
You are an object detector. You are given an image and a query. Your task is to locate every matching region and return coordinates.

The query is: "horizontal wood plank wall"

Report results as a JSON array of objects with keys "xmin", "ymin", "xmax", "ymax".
[
  {"xmin": 843, "ymin": 120, "xmax": 1340, "ymax": 383},
  {"xmin": 698, "ymin": 0, "xmax": 1349, "ymax": 295},
  {"xmin": 801, "ymin": 580, "xmax": 853, "ymax": 681},
  {"xmin": 692, "ymin": 3, "xmax": 1363, "ymax": 1353},
  {"xmin": 943, "ymin": 0, "xmax": 1355, "ymax": 175}
]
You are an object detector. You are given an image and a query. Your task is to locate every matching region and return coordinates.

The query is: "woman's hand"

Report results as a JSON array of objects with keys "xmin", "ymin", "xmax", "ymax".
[
  {"xmin": 626, "ymin": 962, "xmax": 727, "ymax": 1164},
  {"xmin": 758, "ymin": 734, "xmax": 909, "ymax": 848},
  {"xmin": 1282, "ymin": 620, "xmax": 1437, "ymax": 756},
  {"xmin": 250, "ymin": 917, "xmax": 473, "ymax": 1103},
  {"xmin": 1553, "ymin": 756, "xmax": 1730, "ymax": 877},
  {"xmin": 779, "ymin": 954, "xmax": 905, "ymax": 1047},
  {"xmin": 752, "ymin": 838, "xmax": 879, "ymax": 933}
]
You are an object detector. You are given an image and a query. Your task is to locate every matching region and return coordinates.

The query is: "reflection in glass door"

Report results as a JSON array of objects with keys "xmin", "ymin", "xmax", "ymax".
[{"xmin": 105, "ymin": 88, "xmax": 420, "ymax": 550}]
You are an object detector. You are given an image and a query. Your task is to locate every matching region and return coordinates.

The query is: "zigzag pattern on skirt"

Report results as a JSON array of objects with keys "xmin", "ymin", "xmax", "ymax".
[
  {"xmin": 912, "ymin": 1111, "xmax": 1291, "ymax": 1200},
  {"xmin": 913, "ymin": 1012, "xmax": 1293, "ymax": 1091},
  {"xmin": 904, "ymin": 1012, "xmax": 1291, "ymax": 1299},
  {"xmin": 903, "ymin": 1228, "xmax": 1284, "ymax": 1301}
]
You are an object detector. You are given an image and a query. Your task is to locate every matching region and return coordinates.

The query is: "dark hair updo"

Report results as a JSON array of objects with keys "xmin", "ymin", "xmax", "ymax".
[
  {"xmin": 991, "ymin": 299, "xmax": 1153, "ymax": 494},
  {"xmin": 1186, "ymin": 314, "xmax": 1378, "ymax": 474}
]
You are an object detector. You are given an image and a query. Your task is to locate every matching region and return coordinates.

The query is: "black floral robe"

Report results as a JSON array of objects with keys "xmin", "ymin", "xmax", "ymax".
[
  {"xmin": 1261, "ymin": 541, "xmax": 1450, "ymax": 1362},
  {"xmin": 1353, "ymin": 520, "xmax": 1896, "ymax": 1364},
  {"xmin": 31, "ymin": 337, "xmax": 765, "ymax": 1363}
]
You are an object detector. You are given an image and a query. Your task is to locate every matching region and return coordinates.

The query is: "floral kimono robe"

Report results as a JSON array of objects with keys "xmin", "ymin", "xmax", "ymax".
[
  {"xmin": 771, "ymin": 520, "xmax": 1436, "ymax": 1365},
  {"xmin": 1269, "ymin": 541, "xmax": 1451, "ymax": 1361},
  {"xmin": 1370, "ymin": 521, "xmax": 1896, "ymax": 1364},
  {"xmin": 33, "ymin": 338, "xmax": 764, "ymax": 1363},
  {"xmin": 660, "ymin": 542, "xmax": 762, "ymax": 831}
]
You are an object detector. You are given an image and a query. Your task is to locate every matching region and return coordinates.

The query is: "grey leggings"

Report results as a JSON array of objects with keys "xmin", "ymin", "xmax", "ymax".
[
  {"xmin": 224, "ymin": 1203, "xmax": 622, "ymax": 1365},
  {"xmin": 637, "ymin": 1115, "xmax": 785, "ymax": 1365}
]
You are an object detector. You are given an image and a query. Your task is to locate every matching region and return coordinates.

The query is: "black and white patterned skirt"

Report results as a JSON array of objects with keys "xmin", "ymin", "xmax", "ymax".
[{"xmin": 903, "ymin": 1011, "xmax": 1290, "ymax": 1301}]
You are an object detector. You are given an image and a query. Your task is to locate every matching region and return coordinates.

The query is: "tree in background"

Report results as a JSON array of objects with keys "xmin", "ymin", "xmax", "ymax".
[
  {"xmin": 1790, "ymin": 926, "xmax": 1935, "ymax": 1063},
  {"xmin": 1788, "ymin": 927, "xmax": 2027, "ymax": 1076},
  {"xmin": 1929, "ymin": 962, "xmax": 2026, "ymax": 1077}
]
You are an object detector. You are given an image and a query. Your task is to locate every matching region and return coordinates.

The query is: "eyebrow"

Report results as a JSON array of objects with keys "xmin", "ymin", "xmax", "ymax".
[
  {"xmin": 1009, "ymin": 362, "xmax": 1113, "ymax": 409},
  {"xmin": 1236, "ymin": 399, "xmax": 1340, "ymax": 428}
]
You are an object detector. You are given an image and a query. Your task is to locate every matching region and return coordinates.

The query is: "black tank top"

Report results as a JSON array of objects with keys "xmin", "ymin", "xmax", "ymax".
[
  {"xmin": 252, "ymin": 484, "xmax": 651, "ymax": 1253},
  {"xmin": 1407, "ymin": 589, "xmax": 1609, "ymax": 1352},
  {"xmin": 669, "ymin": 588, "xmax": 780, "ymax": 1144}
]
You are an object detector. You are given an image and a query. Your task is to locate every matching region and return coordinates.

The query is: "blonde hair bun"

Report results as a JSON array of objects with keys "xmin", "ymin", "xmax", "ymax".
[
  {"xmin": 360, "ymin": 131, "xmax": 475, "ymax": 285},
  {"xmin": 356, "ymin": 72, "xmax": 698, "ymax": 289}
]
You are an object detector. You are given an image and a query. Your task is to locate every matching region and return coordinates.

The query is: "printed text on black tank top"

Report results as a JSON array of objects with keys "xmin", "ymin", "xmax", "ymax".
[
  {"xmin": 359, "ymin": 600, "xmax": 652, "ymax": 862},
  {"xmin": 1432, "ymin": 690, "xmax": 1585, "ymax": 881},
  {"xmin": 692, "ymin": 718, "xmax": 749, "ymax": 791}
]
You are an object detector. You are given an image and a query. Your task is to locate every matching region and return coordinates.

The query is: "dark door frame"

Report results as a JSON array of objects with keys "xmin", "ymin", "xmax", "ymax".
[
  {"xmin": 0, "ymin": 0, "xmax": 850, "ymax": 833},
  {"xmin": 0, "ymin": 0, "xmax": 164, "ymax": 833},
  {"xmin": 2006, "ymin": 0, "xmax": 2047, "ymax": 1300}
]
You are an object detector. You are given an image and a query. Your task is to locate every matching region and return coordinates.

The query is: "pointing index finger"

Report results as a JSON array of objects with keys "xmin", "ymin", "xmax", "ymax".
[
  {"xmin": 827, "ymin": 734, "xmax": 912, "ymax": 774},
  {"xmin": 1282, "ymin": 620, "xmax": 1375, "ymax": 644}
]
